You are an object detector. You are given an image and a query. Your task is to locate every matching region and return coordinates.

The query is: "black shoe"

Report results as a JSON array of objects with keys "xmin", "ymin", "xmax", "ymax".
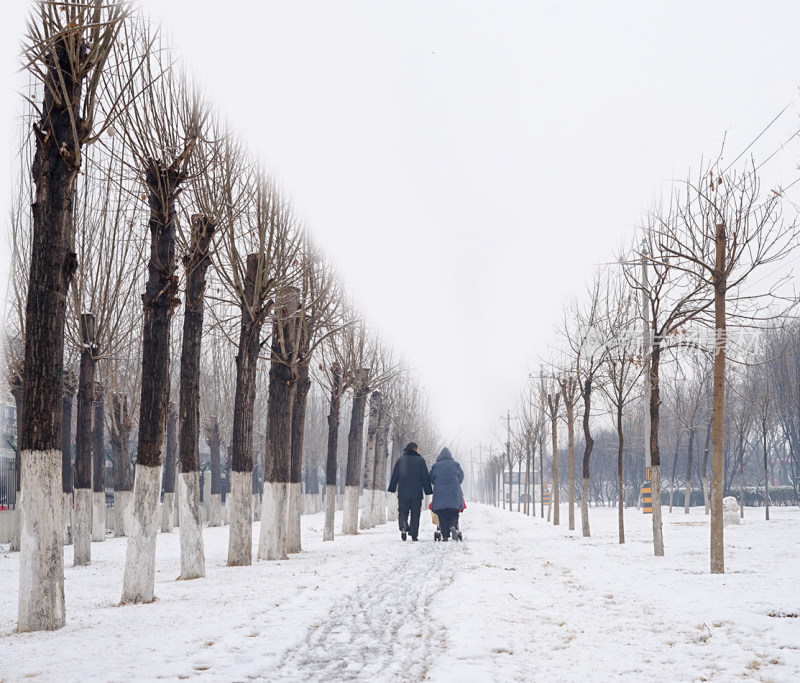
[
  {"xmin": 411, "ymin": 537, "xmax": 418, "ymax": 541},
  {"xmin": 401, "ymin": 530, "xmax": 407, "ymax": 541}
]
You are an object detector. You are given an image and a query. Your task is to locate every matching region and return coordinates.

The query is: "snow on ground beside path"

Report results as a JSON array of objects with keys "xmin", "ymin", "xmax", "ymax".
[{"xmin": 0, "ymin": 504, "xmax": 798, "ymax": 682}]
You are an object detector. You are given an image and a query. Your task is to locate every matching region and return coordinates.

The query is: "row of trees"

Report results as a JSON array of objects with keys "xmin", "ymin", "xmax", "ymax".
[
  {"xmin": 480, "ymin": 157, "xmax": 799, "ymax": 574},
  {"xmin": 4, "ymin": 2, "xmax": 441, "ymax": 632}
]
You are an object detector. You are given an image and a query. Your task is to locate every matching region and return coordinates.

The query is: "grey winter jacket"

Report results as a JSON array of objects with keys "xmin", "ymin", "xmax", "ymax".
[{"xmin": 430, "ymin": 448, "xmax": 464, "ymax": 511}]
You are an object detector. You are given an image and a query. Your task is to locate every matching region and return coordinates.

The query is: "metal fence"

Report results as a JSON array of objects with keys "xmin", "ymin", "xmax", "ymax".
[{"xmin": 0, "ymin": 457, "xmax": 18, "ymax": 510}]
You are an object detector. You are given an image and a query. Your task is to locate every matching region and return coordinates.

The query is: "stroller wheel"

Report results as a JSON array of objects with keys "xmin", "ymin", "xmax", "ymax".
[{"xmin": 434, "ymin": 530, "xmax": 442, "ymax": 542}]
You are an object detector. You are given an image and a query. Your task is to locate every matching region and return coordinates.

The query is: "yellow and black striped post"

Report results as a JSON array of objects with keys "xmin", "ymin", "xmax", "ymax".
[
  {"xmin": 641, "ymin": 481, "xmax": 653, "ymax": 514},
  {"xmin": 542, "ymin": 488, "xmax": 551, "ymax": 507}
]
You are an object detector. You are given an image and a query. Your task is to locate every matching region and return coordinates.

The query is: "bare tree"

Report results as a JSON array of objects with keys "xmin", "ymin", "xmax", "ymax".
[
  {"xmin": 540, "ymin": 373, "xmax": 561, "ymax": 525},
  {"xmin": 112, "ymin": 27, "xmax": 205, "ymax": 602},
  {"xmin": 18, "ymin": 0, "xmax": 129, "ymax": 631},
  {"xmin": 596, "ymin": 269, "xmax": 642, "ymax": 543},
  {"xmin": 654, "ymin": 158, "xmax": 799, "ymax": 572}
]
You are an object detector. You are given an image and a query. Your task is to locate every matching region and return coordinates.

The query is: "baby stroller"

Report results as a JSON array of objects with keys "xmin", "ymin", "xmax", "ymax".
[{"xmin": 429, "ymin": 500, "xmax": 465, "ymax": 542}]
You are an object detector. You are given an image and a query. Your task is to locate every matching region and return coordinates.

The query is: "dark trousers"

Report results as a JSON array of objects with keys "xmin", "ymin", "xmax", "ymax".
[
  {"xmin": 398, "ymin": 497, "xmax": 423, "ymax": 539},
  {"xmin": 435, "ymin": 508, "xmax": 460, "ymax": 539}
]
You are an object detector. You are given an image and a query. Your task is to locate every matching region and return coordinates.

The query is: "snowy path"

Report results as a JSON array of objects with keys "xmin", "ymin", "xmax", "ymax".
[
  {"xmin": 1, "ymin": 504, "xmax": 799, "ymax": 682},
  {"xmin": 275, "ymin": 539, "xmax": 450, "ymax": 680}
]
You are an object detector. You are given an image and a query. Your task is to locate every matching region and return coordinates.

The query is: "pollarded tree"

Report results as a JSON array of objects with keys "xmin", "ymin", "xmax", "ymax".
[
  {"xmin": 540, "ymin": 373, "xmax": 561, "ymax": 525},
  {"xmin": 287, "ymin": 238, "xmax": 347, "ymax": 553},
  {"xmin": 112, "ymin": 25, "xmax": 206, "ymax": 603},
  {"xmin": 18, "ymin": 0, "xmax": 130, "ymax": 631},
  {"xmin": 221, "ymin": 170, "xmax": 298, "ymax": 566}
]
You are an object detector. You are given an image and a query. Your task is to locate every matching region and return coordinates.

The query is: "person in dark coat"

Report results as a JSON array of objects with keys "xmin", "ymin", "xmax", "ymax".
[
  {"xmin": 387, "ymin": 442, "xmax": 432, "ymax": 541},
  {"xmin": 430, "ymin": 447, "xmax": 464, "ymax": 541}
]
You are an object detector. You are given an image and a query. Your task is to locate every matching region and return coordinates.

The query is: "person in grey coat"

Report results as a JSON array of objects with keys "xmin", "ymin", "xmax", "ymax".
[{"xmin": 430, "ymin": 447, "xmax": 464, "ymax": 541}]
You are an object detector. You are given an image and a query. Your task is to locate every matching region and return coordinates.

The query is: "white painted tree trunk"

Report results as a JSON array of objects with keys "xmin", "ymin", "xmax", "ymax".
[
  {"xmin": 342, "ymin": 485, "xmax": 360, "ymax": 535},
  {"xmin": 115, "ymin": 490, "xmax": 132, "ymax": 537},
  {"xmin": 387, "ymin": 491, "xmax": 398, "ymax": 521},
  {"xmin": 377, "ymin": 491, "xmax": 387, "ymax": 525},
  {"xmin": 227, "ymin": 471, "xmax": 252, "ymax": 566},
  {"xmin": 323, "ymin": 484, "xmax": 336, "ymax": 541},
  {"xmin": 121, "ymin": 464, "xmax": 162, "ymax": 604},
  {"xmin": 10, "ymin": 502, "xmax": 21, "ymax": 551},
  {"xmin": 92, "ymin": 492, "xmax": 106, "ymax": 542},
  {"xmin": 178, "ymin": 472, "xmax": 205, "ymax": 580},
  {"xmin": 73, "ymin": 488, "xmax": 92, "ymax": 566},
  {"xmin": 252, "ymin": 494, "xmax": 261, "ymax": 521},
  {"xmin": 207, "ymin": 493, "xmax": 223, "ymax": 527},
  {"xmin": 62, "ymin": 493, "xmax": 73, "ymax": 545},
  {"xmin": 160, "ymin": 492, "xmax": 174, "ymax": 533},
  {"xmin": 359, "ymin": 489, "xmax": 373, "ymax": 530},
  {"xmin": 18, "ymin": 449, "xmax": 65, "ymax": 632},
  {"xmin": 258, "ymin": 481, "xmax": 288, "ymax": 560},
  {"xmin": 286, "ymin": 482, "xmax": 302, "ymax": 554}
]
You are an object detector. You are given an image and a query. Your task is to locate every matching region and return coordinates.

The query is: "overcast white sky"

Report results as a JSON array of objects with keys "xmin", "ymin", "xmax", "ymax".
[{"xmin": 3, "ymin": 1, "xmax": 800, "ymax": 455}]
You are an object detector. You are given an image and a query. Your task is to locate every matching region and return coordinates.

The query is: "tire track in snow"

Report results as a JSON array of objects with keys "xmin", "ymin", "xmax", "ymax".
[{"xmin": 271, "ymin": 542, "xmax": 451, "ymax": 681}]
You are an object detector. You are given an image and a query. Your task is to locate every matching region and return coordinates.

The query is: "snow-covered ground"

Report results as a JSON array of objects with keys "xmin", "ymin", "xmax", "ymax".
[{"xmin": 1, "ymin": 503, "xmax": 798, "ymax": 682}]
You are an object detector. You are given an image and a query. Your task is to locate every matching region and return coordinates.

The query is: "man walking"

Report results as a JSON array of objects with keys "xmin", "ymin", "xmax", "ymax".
[{"xmin": 388, "ymin": 442, "xmax": 432, "ymax": 541}]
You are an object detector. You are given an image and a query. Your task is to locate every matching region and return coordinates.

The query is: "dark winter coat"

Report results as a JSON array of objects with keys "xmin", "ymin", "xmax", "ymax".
[
  {"xmin": 388, "ymin": 450, "xmax": 432, "ymax": 500},
  {"xmin": 430, "ymin": 448, "xmax": 464, "ymax": 512}
]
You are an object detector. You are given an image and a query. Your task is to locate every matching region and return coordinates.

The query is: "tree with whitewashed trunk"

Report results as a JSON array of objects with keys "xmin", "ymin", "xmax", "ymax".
[
  {"xmin": 110, "ymin": 25, "xmax": 204, "ymax": 603},
  {"xmin": 161, "ymin": 403, "xmax": 177, "ymax": 533},
  {"xmin": 286, "ymin": 238, "xmax": 342, "ymax": 553},
  {"xmin": 314, "ymin": 306, "xmax": 360, "ymax": 542},
  {"xmin": 359, "ymin": 390, "xmax": 381, "ymax": 531},
  {"xmin": 73, "ymin": 316, "xmax": 96, "ymax": 567},
  {"xmin": 17, "ymin": 0, "xmax": 131, "ymax": 631},
  {"xmin": 259, "ymin": 286, "xmax": 301, "ymax": 561},
  {"xmin": 110, "ymin": 391, "xmax": 135, "ymax": 536},
  {"xmin": 92, "ymin": 384, "xmax": 107, "ymax": 541},
  {"xmin": 61, "ymin": 371, "xmax": 76, "ymax": 544}
]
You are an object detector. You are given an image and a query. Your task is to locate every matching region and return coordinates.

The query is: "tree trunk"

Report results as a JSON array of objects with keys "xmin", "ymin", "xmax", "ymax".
[
  {"xmin": 738, "ymin": 433, "xmax": 745, "ymax": 519},
  {"xmin": 61, "ymin": 373, "xmax": 75, "ymax": 545},
  {"xmin": 122, "ymin": 157, "xmax": 182, "ymax": 605},
  {"xmin": 176, "ymin": 217, "xmax": 210, "ymax": 574},
  {"xmin": 581, "ymin": 380, "xmax": 594, "ymax": 537},
  {"xmin": 10, "ymin": 377, "xmax": 24, "ymax": 552},
  {"xmin": 551, "ymin": 414, "xmax": 559, "ymax": 526},
  {"xmin": 710, "ymin": 221, "xmax": 727, "ymax": 575},
  {"xmin": 616, "ymin": 405, "xmax": 625, "ymax": 544},
  {"xmin": 387, "ymin": 430, "xmax": 403, "ymax": 522},
  {"xmin": 360, "ymin": 391, "xmax": 381, "ymax": 530},
  {"xmin": 74, "ymin": 314, "xmax": 95, "ymax": 566},
  {"xmin": 701, "ymin": 421, "xmax": 711, "ymax": 515},
  {"xmin": 111, "ymin": 394, "xmax": 133, "ymax": 537},
  {"xmin": 342, "ymin": 370, "xmax": 369, "ymax": 535},
  {"xmin": 160, "ymin": 402, "xmax": 177, "ymax": 533},
  {"xmin": 322, "ymin": 367, "xmax": 343, "ymax": 542},
  {"xmin": 287, "ymin": 362, "xmax": 311, "ymax": 553},
  {"xmin": 668, "ymin": 434, "xmax": 680, "ymax": 514},
  {"xmin": 206, "ymin": 420, "xmax": 223, "ymax": 527},
  {"xmin": 685, "ymin": 428, "xmax": 695, "ymax": 514},
  {"xmin": 227, "ymin": 253, "xmax": 263, "ymax": 567},
  {"xmin": 566, "ymin": 401, "xmax": 575, "ymax": 530},
  {"xmin": 374, "ymin": 407, "xmax": 391, "ymax": 525},
  {"xmin": 92, "ymin": 386, "xmax": 106, "ymax": 542},
  {"xmin": 763, "ymin": 426, "xmax": 770, "ymax": 521},
  {"xmin": 258, "ymin": 287, "xmax": 300, "ymax": 561},
  {"xmin": 649, "ymin": 344, "xmax": 665, "ymax": 557}
]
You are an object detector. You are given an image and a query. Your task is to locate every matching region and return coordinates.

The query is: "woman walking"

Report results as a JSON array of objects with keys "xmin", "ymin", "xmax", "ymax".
[{"xmin": 430, "ymin": 447, "xmax": 464, "ymax": 541}]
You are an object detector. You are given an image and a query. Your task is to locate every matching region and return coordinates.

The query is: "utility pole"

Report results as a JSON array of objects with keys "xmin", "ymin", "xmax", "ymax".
[
  {"xmin": 641, "ymin": 242, "xmax": 652, "ymax": 484},
  {"xmin": 504, "ymin": 410, "xmax": 513, "ymax": 511}
]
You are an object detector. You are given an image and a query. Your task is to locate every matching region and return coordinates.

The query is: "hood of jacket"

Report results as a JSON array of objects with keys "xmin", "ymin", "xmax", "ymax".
[{"xmin": 436, "ymin": 447, "xmax": 453, "ymax": 462}]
